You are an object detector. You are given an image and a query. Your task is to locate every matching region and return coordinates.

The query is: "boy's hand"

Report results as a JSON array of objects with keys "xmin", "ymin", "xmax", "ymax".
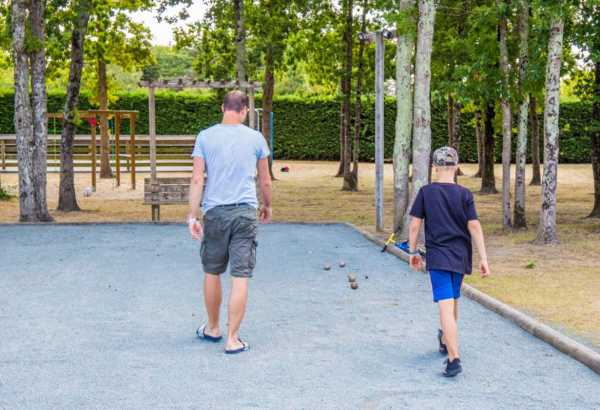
[
  {"xmin": 409, "ymin": 254, "xmax": 423, "ymax": 271},
  {"xmin": 479, "ymin": 258, "xmax": 490, "ymax": 278}
]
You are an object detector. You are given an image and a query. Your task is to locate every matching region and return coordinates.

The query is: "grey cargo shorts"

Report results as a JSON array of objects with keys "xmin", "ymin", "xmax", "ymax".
[{"xmin": 201, "ymin": 204, "xmax": 258, "ymax": 278}]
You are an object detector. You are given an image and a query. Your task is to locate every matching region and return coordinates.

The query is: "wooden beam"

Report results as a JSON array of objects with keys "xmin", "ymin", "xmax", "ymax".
[
  {"xmin": 375, "ymin": 31, "xmax": 385, "ymax": 232},
  {"xmin": 115, "ymin": 112, "xmax": 121, "ymax": 187},
  {"xmin": 148, "ymin": 86, "xmax": 157, "ymax": 191},
  {"xmin": 138, "ymin": 79, "xmax": 261, "ymax": 90},
  {"xmin": 130, "ymin": 112, "xmax": 137, "ymax": 190},
  {"xmin": 249, "ymin": 88, "xmax": 256, "ymax": 129},
  {"xmin": 91, "ymin": 122, "xmax": 97, "ymax": 192}
]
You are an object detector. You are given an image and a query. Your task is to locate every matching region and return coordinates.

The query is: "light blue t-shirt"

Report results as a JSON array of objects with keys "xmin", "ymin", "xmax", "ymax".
[{"xmin": 191, "ymin": 124, "xmax": 270, "ymax": 213}]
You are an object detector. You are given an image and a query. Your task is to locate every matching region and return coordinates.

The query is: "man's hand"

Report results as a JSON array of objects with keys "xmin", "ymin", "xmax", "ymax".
[
  {"xmin": 188, "ymin": 217, "xmax": 203, "ymax": 241},
  {"xmin": 259, "ymin": 206, "xmax": 272, "ymax": 224},
  {"xmin": 409, "ymin": 254, "xmax": 423, "ymax": 271},
  {"xmin": 479, "ymin": 258, "xmax": 490, "ymax": 278}
]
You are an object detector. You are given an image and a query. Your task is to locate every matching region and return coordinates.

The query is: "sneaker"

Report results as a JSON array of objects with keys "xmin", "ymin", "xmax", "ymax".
[
  {"xmin": 443, "ymin": 358, "xmax": 462, "ymax": 377},
  {"xmin": 438, "ymin": 329, "xmax": 448, "ymax": 355}
]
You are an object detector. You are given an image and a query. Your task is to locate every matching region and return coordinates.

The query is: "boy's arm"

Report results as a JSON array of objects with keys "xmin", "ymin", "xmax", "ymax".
[
  {"xmin": 467, "ymin": 219, "xmax": 490, "ymax": 277},
  {"xmin": 408, "ymin": 216, "xmax": 423, "ymax": 271}
]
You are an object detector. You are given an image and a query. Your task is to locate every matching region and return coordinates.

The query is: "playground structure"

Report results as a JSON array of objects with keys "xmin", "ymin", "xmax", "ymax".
[
  {"xmin": 47, "ymin": 110, "xmax": 139, "ymax": 191},
  {"xmin": 139, "ymin": 79, "xmax": 262, "ymax": 221}
]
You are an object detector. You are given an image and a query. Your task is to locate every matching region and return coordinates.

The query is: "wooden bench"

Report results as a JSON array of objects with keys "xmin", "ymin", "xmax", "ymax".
[{"xmin": 144, "ymin": 177, "xmax": 190, "ymax": 221}]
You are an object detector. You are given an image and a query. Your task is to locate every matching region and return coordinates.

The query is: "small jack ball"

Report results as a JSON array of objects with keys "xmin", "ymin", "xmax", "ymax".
[
  {"xmin": 350, "ymin": 282, "xmax": 359, "ymax": 290},
  {"xmin": 323, "ymin": 264, "xmax": 332, "ymax": 271},
  {"xmin": 348, "ymin": 274, "xmax": 357, "ymax": 283},
  {"xmin": 339, "ymin": 261, "xmax": 346, "ymax": 268}
]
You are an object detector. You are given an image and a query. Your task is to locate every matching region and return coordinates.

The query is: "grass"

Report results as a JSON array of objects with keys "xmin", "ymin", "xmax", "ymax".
[{"xmin": 1, "ymin": 161, "xmax": 599, "ymax": 346}]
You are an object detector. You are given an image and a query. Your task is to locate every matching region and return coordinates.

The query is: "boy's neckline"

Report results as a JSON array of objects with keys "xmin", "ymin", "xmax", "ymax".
[{"xmin": 432, "ymin": 181, "xmax": 457, "ymax": 185}]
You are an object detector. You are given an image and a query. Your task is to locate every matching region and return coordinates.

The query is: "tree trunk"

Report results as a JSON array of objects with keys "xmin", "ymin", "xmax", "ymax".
[
  {"xmin": 481, "ymin": 101, "xmax": 498, "ymax": 194},
  {"xmin": 498, "ymin": 0, "xmax": 512, "ymax": 228},
  {"xmin": 348, "ymin": 0, "xmax": 369, "ymax": 191},
  {"xmin": 336, "ymin": 100, "xmax": 345, "ymax": 177},
  {"xmin": 447, "ymin": 94, "xmax": 463, "ymax": 179},
  {"xmin": 341, "ymin": 0, "xmax": 354, "ymax": 191},
  {"xmin": 97, "ymin": 59, "xmax": 112, "ymax": 178},
  {"xmin": 513, "ymin": 0, "xmax": 529, "ymax": 229},
  {"xmin": 529, "ymin": 94, "xmax": 541, "ymax": 185},
  {"xmin": 394, "ymin": 0, "xmax": 416, "ymax": 236},
  {"xmin": 261, "ymin": 46, "xmax": 276, "ymax": 180},
  {"xmin": 12, "ymin": 0, "xmax": 53, "ymax": 222},
  {"xmin": 474, "ymin": 107, "xmax": 484, "ymax": 177},
  {"xmin": 234, "ymin": 0, "xmax": 247, "ymax": 84},
  {"xmin": 403, "ymin": 0, "xmax": 436, "ymax": 238},
  {"xmin": 30, "ymin": 0, "xmax": 52, "ymax": 221},
  {"xmin": 58, "ymin": 0, "xmax": 91, "ymax": 212},
  {"xmin": 589, "ymin": 61, "xmax": 600, "ymax": 218},
  {"xmin": 535, "ymin": 18, "xmax": 563, "ymax": 245}
]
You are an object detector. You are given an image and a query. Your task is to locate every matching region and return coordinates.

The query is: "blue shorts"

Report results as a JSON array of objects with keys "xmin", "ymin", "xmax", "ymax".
[{"xmin": 429, "ymin": 270, "xmax": 464, "ymax": 302}]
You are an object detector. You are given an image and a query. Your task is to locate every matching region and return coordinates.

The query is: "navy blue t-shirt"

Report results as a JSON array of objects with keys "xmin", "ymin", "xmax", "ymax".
[{"xmin": 409, "ymin": 183, "xmax": 478, "ymax": 274}]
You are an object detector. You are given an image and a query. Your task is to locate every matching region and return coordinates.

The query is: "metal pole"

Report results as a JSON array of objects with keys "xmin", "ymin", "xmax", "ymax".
[{"xmin": 375, "ymin": 31, "xmax": 385, "ymax": 232}]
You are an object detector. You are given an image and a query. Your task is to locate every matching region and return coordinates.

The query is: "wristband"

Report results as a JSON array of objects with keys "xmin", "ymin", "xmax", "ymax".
[
  {"xmin": 408, "ymin": 250, "xmax": 420, "ymax": 256},
  {"xmin": 187, "ymin": 217, "xmax": 199, "ymax": 225}
]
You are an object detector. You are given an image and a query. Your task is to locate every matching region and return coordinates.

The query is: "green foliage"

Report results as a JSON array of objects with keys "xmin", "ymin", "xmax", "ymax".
[
  {"xmin": 0, "ymin": 89, "xmax": 594, "ymax": 163},
  {"xmin": 525, "ymin": 260, "xmax": 536, "ymax": 269}
]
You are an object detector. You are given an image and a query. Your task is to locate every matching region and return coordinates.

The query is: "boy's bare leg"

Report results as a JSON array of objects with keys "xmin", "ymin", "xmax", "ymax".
[
  {"xmin": 439, "ymin": 299, "xmax": 459, "ymax": 360},
  {"xmin": 440, "ymin": 299, "xmax": 459, "ymax": 342},
  {"xmin": 226, "ymin": 277, "xmax": 249, "ymax": 350},
  {"xmin": 204, "ymin": 273, "xmax": 222, "ymax": 337}
]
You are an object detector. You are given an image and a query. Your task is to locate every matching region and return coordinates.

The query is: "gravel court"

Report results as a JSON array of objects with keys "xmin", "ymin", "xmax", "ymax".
[{"xmin": 1, "ymin": 223, "xmax": 599, "ymax": 410}]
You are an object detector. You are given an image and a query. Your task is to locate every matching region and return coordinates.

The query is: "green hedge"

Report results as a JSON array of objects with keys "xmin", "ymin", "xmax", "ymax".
[{"xmin": 0, "ymin": 90, "xmax": 593, "ymax": 163}]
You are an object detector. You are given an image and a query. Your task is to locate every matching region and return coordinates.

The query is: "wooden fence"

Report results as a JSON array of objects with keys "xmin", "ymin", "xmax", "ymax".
[{"xmin": 0, "ymin": 134, "xmax": 196, "ymax": 172}]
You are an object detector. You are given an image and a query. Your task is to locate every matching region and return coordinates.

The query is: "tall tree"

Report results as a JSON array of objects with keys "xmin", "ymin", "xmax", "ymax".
[
  {"xmin": 536, "ymin": 16, "xmax": 564, "ymax": 244},
  {"xmin": 513, "ymin": 0, "xmax": 530, "ymax": 229},
  {"xmin": 348, "ymin": 0, "xmax": 369, "ymax": 190},
  {"xmin": 86, "ymin": 3, "xmax": 154, "ymax": 179},
  {"xmin": 393, "ymin": 0, "xmax": 416, "ymax": 235},
  {"xmin": 529, "ymin": 94, "xmax": 542, "ymax": 185},
  {"xmin": 497, "ymin": 0, "xmax": 513, "ymax": 228},
  {"xmin": 481, "ymin": 101, "xmax": 498, "ymax": 193},
  {"xmin": 340, "ymin": 0, "xmax": 354, "ymax": 191},
  {"xmin": 571, "ymin": 0, "xmax": 600, "ymax": 218},
  {"xmin": 406, "ymin": 0, "xmax": 436, "ymax": 232},
  {"xmin": 474, "ymin": 107, "xmax": 484, "ymax": 178},
  {"xmin": 11, "ymin": 0, "xmax": 53, "ymax": 222},
  {"xmin": 234, "ymin": 0, "xmax": 247, "ymax": 83},
  {"xmin": 58, "ymin": 0, "xmax": 92, "ymax": 212}
]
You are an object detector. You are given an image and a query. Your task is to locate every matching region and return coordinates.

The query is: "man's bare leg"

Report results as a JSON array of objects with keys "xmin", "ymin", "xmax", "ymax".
[
  {"xmin": 226, "ymin": 277, "xmax": 249, "ymax": 350},
  {"xmin": 439, "ymin": 299, "xmax": 459, "ymax": 360},
  {"xmin": 204, "ymin": 273, "xmax": 222, "ymax": 337}
]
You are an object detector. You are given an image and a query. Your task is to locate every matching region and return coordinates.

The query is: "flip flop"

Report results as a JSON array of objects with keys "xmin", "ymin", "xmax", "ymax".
[
  {"xmin": 196, "ymin": 324, "xmax": 222, "ymax": 342},
  {"xmin": 225, "ymin": 339, "xmax": 249, "ymax": 354}
]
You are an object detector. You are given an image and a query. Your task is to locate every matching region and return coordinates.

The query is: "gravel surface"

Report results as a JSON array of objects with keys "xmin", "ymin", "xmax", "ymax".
[{"xmin": 1, "ymin": 223, "xmax": 599, "ymax": 410}]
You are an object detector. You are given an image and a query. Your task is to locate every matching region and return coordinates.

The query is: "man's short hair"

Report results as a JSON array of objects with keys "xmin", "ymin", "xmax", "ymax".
[
  {"xmin": 223, "ymin": 90, "xmax": 249, "ymax": 113},
  {"xmin": 432, "ymin": 146, "xmax": 459, "ymax": 167}
]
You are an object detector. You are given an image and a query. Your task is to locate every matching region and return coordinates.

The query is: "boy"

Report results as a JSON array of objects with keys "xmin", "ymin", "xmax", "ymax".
[{"xmin": 408, "ymin": 146, "xmax": 490, "ymax": 377}]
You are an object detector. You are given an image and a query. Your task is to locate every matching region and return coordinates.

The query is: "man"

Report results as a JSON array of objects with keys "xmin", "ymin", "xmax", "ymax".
[
  {"xmin": 187, "ymin": 90, "xmax": 272, "ymax": 354},
  {"xmin": 408, "ymin": 146, "xmax": 490, "ymax": 377}
]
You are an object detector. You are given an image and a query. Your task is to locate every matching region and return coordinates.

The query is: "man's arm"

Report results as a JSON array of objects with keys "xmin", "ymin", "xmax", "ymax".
[
  {"xmin": 467, "ymin": 219, "xmax": 490, "ymax": 277},
  {"xmin": 408, "ymin": 216, "xmax": 423, "ymax": 270},
  {"xmin": 187, "ymin": 157, "xmax": 205, "ymax": 239},
  {"xmin": 257, "ymin": 158, "xmax": 272, "ymax": 223}
]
